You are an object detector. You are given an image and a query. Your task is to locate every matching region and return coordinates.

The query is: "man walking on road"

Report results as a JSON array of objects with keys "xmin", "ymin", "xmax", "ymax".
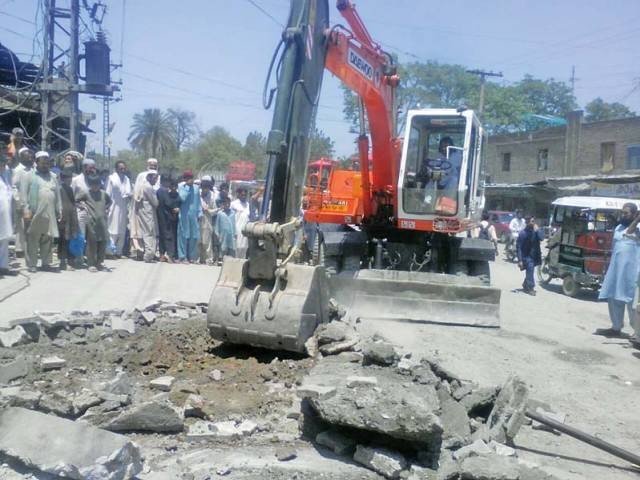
[
  {"xmin": 596, "ymin": 203, "xmax": 640, "ymax": 339},
  {"xmin": 516, "ymin": 216, "xmax": 544, "ymax": 295}
]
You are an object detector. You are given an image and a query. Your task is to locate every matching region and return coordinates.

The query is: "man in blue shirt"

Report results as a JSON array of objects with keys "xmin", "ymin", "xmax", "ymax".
[
  {"xmin": 517, "ymin": 216, "xmax": 544, "ymax": 295},
  {"xmin": 177, "ymin": 170, "xmax": 202, "ymax": 263}
]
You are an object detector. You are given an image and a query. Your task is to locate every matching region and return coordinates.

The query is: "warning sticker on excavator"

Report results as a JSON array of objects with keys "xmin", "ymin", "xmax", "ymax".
[
  {"xmin": 322, "ymin": 199, "xmax": 348, "ymax": 212},
  {"xmin": 348, "ymin": 48, "xmax": 374, "ymax": 82}
]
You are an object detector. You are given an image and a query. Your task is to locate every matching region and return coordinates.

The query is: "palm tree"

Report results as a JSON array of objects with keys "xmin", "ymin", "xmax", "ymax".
[{"xmin": 128, "ymin": 108, "xmax": 175, "ymax": 159}]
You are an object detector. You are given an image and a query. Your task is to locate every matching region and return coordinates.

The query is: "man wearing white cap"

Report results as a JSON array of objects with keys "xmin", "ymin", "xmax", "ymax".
[
  {"xmin": 21, "ymin": 151, "xmax": 61, "ymax": 272},
  {"xmin": 11, "ymin": 147, "xmax": 34, "ymax": 256},
  {"xmin": 106, "ymin": 160, "xmax": 132, "ymax": 257},
  {"xmin": 71, "ymin": 157, "xmax": 97, "ymax": 243},
  {"xmin": 134, "ymin": 158, "xmax": 161, "ymax": 192}
]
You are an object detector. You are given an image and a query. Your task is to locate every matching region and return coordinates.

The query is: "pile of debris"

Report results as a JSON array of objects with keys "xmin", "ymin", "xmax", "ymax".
[
  {"xmin": 299, "ymin": 321, "xmax": 560, "ymax": 480},
  {"xmin": 0, "ymin": 306, "xmax": 570, "ymax": 479}
]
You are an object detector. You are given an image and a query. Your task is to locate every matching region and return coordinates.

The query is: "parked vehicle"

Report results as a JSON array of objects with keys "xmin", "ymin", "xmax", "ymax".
[
  {"xmin": 488, "ymin": 210, "xmax": 515, "ymax": 243},
  {"xmin": 537, "ymin": 196, "xmax": 640, "ymax": 297}
]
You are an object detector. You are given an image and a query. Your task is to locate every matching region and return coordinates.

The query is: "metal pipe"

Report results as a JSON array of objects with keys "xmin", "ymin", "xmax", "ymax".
[{"xmin": 525, "ymin": 410, "xmax": 640, "ymax": 467}]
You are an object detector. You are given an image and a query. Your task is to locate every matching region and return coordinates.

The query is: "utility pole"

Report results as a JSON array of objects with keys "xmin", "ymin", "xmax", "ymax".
[
  {"xmin": 39, "ymin": 0, "xmax": 116, "ymax": 157},
  {"xmin": 569, "ymin": 66, "xmax": 578, "ymax": 96},
  {"xmin": 466, "ymin": 69, "xmax": 503, "ymax": 114},
  {"xmin": 40, "ymin": 0, "xmax": 81, "ymax": 152}
]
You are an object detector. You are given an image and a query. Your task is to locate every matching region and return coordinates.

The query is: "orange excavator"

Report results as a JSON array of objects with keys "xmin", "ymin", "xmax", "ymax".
[{"xmin": 208, "ymin": 0, "xmax": 501, "ymax": 353}]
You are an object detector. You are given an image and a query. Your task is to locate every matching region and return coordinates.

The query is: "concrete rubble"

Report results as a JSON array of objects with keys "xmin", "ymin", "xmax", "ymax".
[
  {"xmin": 0, "ymin": 407, "xmax": 142, "ymax": 479},
  {"xmin": 0, "ymin": 308, "xmax": 567, "ymax": 480}
]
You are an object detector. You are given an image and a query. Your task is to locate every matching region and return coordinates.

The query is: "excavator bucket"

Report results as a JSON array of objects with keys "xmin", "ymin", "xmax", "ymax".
[
  {"xmin": 330, "ymin": 269, "xmax": 501, "ymax": 327},
  {"xmin": 207, "ymin": 258, "xmax": 330, "ymax": 353}
]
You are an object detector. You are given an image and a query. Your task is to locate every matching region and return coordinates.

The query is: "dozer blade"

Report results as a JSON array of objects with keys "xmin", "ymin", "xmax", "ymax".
[
  {"xmin": 208, "ymin": 258, "xmax": 330, "ymax": 353},
  {"xmin": 330, "ymin": 269, "xmax": 501, "ymax": 327}
]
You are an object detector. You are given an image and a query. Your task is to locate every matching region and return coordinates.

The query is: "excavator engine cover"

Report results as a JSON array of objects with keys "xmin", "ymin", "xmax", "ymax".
[{"xmin": 208, "ymin": 258, "xmax": 330, "ymax": 353}]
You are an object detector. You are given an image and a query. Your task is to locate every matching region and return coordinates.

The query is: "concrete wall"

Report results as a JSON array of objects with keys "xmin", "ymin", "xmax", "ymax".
[{"xmin": 486, "ymin": 114, "xmax": 640, "ymax": 184}]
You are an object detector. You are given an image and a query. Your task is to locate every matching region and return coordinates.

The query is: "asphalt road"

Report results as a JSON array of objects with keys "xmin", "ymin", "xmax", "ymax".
[
  {"xmin": 1, "ymin": 250, "xmax": 638, "ymax": 479},
  {"xmin": 358, "ymin": 248, "xmax": 640, "ymax": 480}
]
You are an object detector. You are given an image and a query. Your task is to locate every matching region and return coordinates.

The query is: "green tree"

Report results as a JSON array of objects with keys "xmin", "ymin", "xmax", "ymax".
[
  {"xmin": 243, "ymin": 131, "xmax": 267, "ymax": 178},
  {"xmin": 128, "ymin": 108, "xmax": 176, "ymax": 160},
  {"xmin": 513, "ymin": 75, "xmax": 576, "ymax": 117},
  {"xmin": 167, "ymin": 108, "xmax": 199, "ymax": 151},
  {"xmin": 309, "ymin": 127, "xmax": 335, "ymax": 160},
  {"xmin": 191, "ymin": 126, "xmax": 244, "ymax": 173},
  {"xmin": 585, "ymin": 97, "xmax": 635, "ymax": 122}
]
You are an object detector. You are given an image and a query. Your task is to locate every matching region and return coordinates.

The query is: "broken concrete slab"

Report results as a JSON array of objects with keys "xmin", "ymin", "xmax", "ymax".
[
  {"xmin": 316, "ymin": 322, "xmax": 352, "ymax": 345},
  {"xmin": 35, "ymin": 311, "xmax": 69, "ymax": 329},
  {"xmin": 275, "ymin": 446, "xmax": 297, "ymax": 462},
  {"xmin": 0, "ymin": 386, "xmax": 41, "ymax": 409},
  {"xmin": 362, "ymin": 341, "xmax": 400, "ymax": 366},
  {"xmin": 346, "ymin": 376, "xmax": 378, "ymax": 388},
  {"xmin": 486, "ymin": 376, "xmax": 529, "ymax": 444},
  {"xmin": 0, "ymin": 407, "xmax": 142, "ymax": 479},
  {"xmin": 315, "ymin": 429, "xmax": 356, "ymax": 455},
  {"xmin": 437, "ymin": 387, "xmax": 471, "ymax": 449},
  {"xmin": 0, "ymin": 356, "xmax": 28, "ymax": 385},
  {"xmin": 139, "ymin": 311, "xmax": 157, "ymax": 325},
  {"xmin": 38, "ymin": 391, "xmax": 75, "ymax": 417},
  {"xmin": 353, "ymin": 445, "xmax": 407, "ymax": 479},
  {"xmin": 319, "ymin": 337, "xmax": 358, "ymax": 356},
  {"xmin": 458, "ymin": 453, "xmax": 520, "ymax": 480},
  {"xmin": 41, "ymin": 355, "xmax": 66, "ymax": 370},
  {"xmin": 101, "ymin": 371, "xmax": 134, "ymax": 398},
  {"xmin": 0, "ymin": 326, "xmax": 30, "ymax": 348},
  {"xmin": 150, "ymin": 376, "xmax": 175, "ymax": 392},
  {"xmin": 73, "ymin": 389, "xmax": 104, "ymax": 416},
  {"xmin": 101, "ymin": 401, "xmax": 184, "ymax": 433},
  {"xmin": 303, "ymin": 357, "xmax": 443, "ymax": 446},
  {"xmin": 488, "ymin": 440, "xmax": 517, "ymax": 457},
  {"xmin": 452, "ymin": 439, "xmax": 492, "ymax": 461},
  {"xmin": 186, "ymin": 419, "xmax": 258, "ymax": 440},
  {"xmin": 110, "ymin": 313, "xmax": 136, "ymax": 334}
]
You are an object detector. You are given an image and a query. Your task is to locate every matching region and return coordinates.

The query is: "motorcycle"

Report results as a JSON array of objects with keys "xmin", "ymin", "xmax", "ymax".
[{"xmin": 505, "ymin": 233, "xmax": 518, "ymax": 262}]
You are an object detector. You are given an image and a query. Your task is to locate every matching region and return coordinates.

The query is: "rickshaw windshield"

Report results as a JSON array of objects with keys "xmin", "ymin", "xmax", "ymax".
[{"xmin": 553, "ymin": 206, "xmax": 618, "ymax": 232}]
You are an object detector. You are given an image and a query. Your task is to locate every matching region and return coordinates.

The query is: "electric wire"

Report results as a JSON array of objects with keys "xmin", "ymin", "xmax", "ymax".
[{"xmin": 245, "ymin": 0, "xmax": 284, "ymax": 28}]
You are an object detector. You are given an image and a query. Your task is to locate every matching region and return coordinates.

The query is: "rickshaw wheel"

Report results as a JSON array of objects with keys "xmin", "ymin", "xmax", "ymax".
[
  {"xmin": 562, "ymin": 275, "xmax": 580, "ymax": 297},
  {"xmin": 536, "ymin": 257, "xmax": 553, "ymax": 285}
]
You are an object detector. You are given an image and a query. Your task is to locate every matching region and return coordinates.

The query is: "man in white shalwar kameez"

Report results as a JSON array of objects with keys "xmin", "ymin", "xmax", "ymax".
[
  {"xmin": 230, "ymin": 187, "xmax": 250, "ymax": 259},
  {"xmin": 106, "ymin": 160, "xmax": 132, "ymax": 257},
  {"xmin": 0, "ymin": 151, "xmax": 15, "ymax": 275}
]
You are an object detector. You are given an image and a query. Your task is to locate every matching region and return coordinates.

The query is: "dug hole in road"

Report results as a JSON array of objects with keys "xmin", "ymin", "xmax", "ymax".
[{"xmin": 0, "ymin": 253, "xmax": 638, "ymax": 479}]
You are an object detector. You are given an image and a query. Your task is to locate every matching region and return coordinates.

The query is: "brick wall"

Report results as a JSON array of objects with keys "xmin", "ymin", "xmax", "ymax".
[{"xmin": 485, "ymin": 115, "xmax": 640, "ymax": 184}]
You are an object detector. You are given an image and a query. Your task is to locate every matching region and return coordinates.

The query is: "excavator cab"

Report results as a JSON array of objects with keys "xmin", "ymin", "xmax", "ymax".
[{"xmin": 399, "ymin": 109, "xmax": 484, "ymax": 222}]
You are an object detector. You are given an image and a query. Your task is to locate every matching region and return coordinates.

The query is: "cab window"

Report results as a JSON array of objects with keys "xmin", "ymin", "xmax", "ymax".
[{"xmin": 402, "ymin": 115, "xmax": 467, "ymax": 216}]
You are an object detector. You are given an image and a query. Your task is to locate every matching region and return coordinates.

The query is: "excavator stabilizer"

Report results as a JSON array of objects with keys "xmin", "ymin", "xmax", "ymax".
[
  {"xmin": 330, "ymin": 270, "xmax": 501, "ymax": 327},
  {"xmin": 208, "ymin": 258, "xmax": 330, "ymax": 353}
]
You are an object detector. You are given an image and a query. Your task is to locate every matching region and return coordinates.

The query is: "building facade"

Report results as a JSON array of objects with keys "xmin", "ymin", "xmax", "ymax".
[{"xmin": 486, "ymin": 111, "xmax": 640, "ymax": 185}]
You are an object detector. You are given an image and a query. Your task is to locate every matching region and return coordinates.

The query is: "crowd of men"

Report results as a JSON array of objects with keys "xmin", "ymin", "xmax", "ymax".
[{"xmin": 0, "ymin": 127, "xmax": 259, "ymax": 277}]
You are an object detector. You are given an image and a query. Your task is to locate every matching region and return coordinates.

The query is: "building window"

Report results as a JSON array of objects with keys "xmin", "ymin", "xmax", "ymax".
[
  {"xmin": 502, "ymin": 153, "xmax": 511, "ymax": 172},
  {"xmin": 537, "ymin": 149, "xmax": 548, "ymax": 171},
  {"xmin": 626, "ymin": 145, "xmax": 640, "ymax": 170},
  {"xmin": 601, "ymin": 142, "xmax": 615, "ymax": 171}
]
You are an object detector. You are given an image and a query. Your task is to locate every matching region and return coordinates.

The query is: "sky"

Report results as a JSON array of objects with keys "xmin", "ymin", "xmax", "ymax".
[{"xmin": 2, "ymin": 0, "xmax": 640, "ymax": 159}]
